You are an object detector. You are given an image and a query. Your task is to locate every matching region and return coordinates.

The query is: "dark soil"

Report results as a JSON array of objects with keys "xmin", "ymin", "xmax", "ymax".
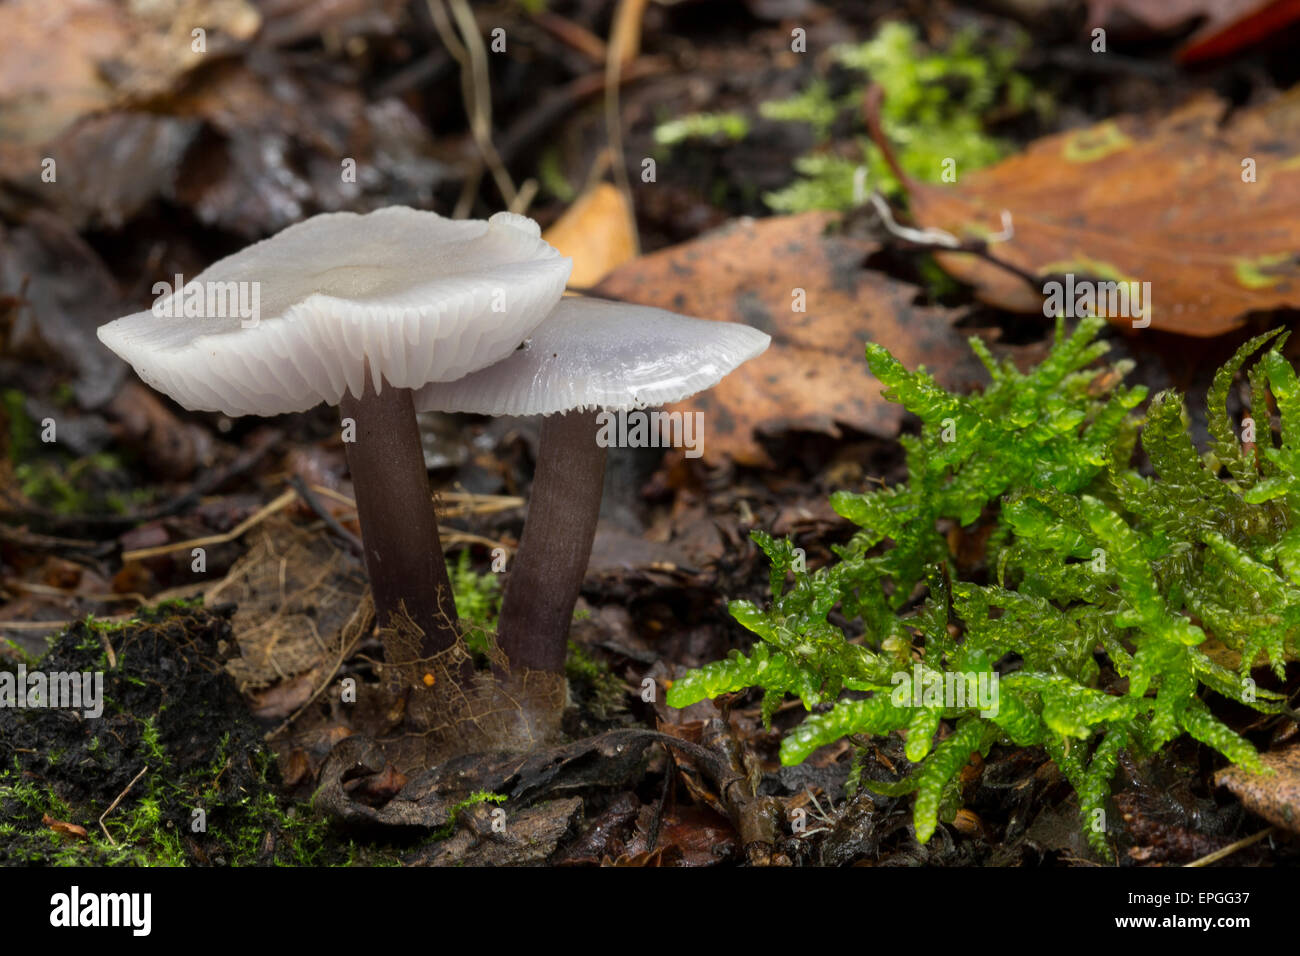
[{"xmin": 0, "ymin": 603, "xmax": 350, "ymax": 865}]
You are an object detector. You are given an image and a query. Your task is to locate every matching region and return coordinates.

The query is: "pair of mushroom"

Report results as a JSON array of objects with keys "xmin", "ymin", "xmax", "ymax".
[{"xmin": 98, "ymin": 207, "xmax": 768, "ymax": 700}]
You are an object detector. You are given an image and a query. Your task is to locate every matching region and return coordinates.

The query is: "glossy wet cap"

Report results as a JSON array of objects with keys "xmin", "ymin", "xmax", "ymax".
[
  {"xmin": 413, "ymin": 296, "xmax": 770, "ymax": 416},
  {"xmin": 97, "ymin": 208, "xmax": 572, "ymax": 416}
]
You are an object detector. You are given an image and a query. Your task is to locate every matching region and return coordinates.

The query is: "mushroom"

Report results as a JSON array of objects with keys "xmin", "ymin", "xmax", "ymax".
[
  {"xmin": 96, "ymin": 207, "xmax": 572, "ymax": 665},
  {"xmin": 414, "ymin": 295, "xmax": 770, "ymax": 678}
]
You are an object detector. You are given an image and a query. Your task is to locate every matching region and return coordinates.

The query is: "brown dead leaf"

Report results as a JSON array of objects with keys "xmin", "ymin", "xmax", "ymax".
[
  {"xmin": 171, "ymin": 62, "xmax": 449, "ymax": 238},
  {"xmin": 906, "ymin": 89, "xmax": 1300, "ymax": 336},
  {"xmin": 554, "ymin": 790, "xmax": 641, "ymax": 864},
  {"xmin": 248, "ymin": 672, "xmax": 317, "ymax": 720},
  {"xmin": 42, "ymin": 813, "xmax": 89, "ymax": 841},
  {"xmin": 607, "ymin": 844, "xmax": 685, "ymax": 866},
  {"xmin": 542, "ymin": 182, "xmax": 639, "ymax": 286},
  {"xmin": 653, "ymin": 804, "xmax": 740, "ymax": 866},
  {"xmin": 0, "ymin": 214, "xmax": 126, "ymax": 409},
  {"xmin": 280, "ymin": 747, "xmax": 313, "ymax": 788},
  {"xmin": 595, "ymin": 212, "xmax": 987, "ymax": 465},
  {"xmin": 0, "ymin": 0, "xmax": 258, "ymax": 154},
  {"xmin": 1183, "ymin": 0, "xmax": 1300, "ymax": 62},
  {"xmin": 1217, "ymin": 746, "xmax": 1300, "ymax": 833},
  {"xmin": 344, "ymin": 762, "xmax": 409, "ymax": 806},
  {"xmin": 0, "ymin": 1, "xmax": 130, "ymax": 148}
]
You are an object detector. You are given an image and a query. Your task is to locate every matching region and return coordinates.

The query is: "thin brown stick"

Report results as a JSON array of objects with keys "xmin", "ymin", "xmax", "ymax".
[
  {"xmin": 603, "ymin": 0, "xmax": 642, "ymax": 257},
  {"xmin": 288, "ymin": 475, "xmax": 363, "ymax": 556},
  {"xmin": 430, "ymin": 0, "xmax": 525, "ymax": 212},
  {"xmin": 1184, "ymin": 827, "xmax": 1274, "ymax": 867},
  {"xmin": 306, "ymin": 484, "xmax": 517, "ymax": 551},
  {"xmin": 861, "ymin": 83, "xmax": 1039, "ymax": 290},
  {"xmin": 99, "ymin": 764, "xmax": 148, "ymax": 846},
  {"xmin": 121, "ymin": 489, "xmax": 297, "ymax": 562}
]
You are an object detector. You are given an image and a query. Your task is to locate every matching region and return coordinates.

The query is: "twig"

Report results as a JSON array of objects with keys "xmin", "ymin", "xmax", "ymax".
[
  {"xmin": 530, "ymin": 8, "xmax": 607, "ymax": 63},
  {"xmin": 0, "ymin": 524, "xmax": 110, "ymax": 556},
  {"xmin": 11, "ymin": 582, "xmax": 147, "ymax": 603},
  {"xmin": 306, "ymin": 482, "xmax": 524, "ymax": 516},
  {"xmin": 288, "ymin": 475, "xmax": 363, "ymax": 556},
  {"xmin": 99, "ymin": 764, "xmax": 148, "ymax": 846},
  {"xmin": 303, "ymin": 483, "xmax": 517, "ymax": 553},
  {"xmin": 868, "ymin": 191, "xmax": 962, "ymax": 248},
  {"xmin": 497, "ymin": 57, "xmax": 670, "ymax": 166},
  {"xmin": 862, "ymin": 83, "xmax": 914, "ymax": 192},
  {"xmin": 373, "ymin": 48, "xmax": 453, "ymax": 98},
  {"xmin": 603, "ymin": 0, "xmax": 644, "ymax": 258},
  {"xmin": 859, "ymin": 84, "xmax": 1040, "ymax": 291},
  {"xmin": 1184, "ymin": 827, "xmax": 1274, "ymax": 867},
  {"xmin": 866, "ymin": 189, "xmax": 1038, "ymax": 285},
  {"xmin": 452, "ymin": 164, "xmax": 485, "ymax": 221},
  {"xmin": 120, "ymin": 489, "xmax": 297, "ymax": 562},
  {"xmin": 429, "ymin": 0, "xmax": 523, "ymax": 212},
  {"xmin": 99, "ymin": 629, "xmax": 117, "ymax": 669},
  {"xmin": 441, "ymin": 529, "xmax": 515, "ymax": 552}
]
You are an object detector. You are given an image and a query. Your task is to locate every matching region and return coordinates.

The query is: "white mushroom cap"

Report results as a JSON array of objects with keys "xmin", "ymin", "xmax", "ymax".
[
  {"xmin": 97, "ymin": 208, "xmax": 572, "ymax": 416},
  {"xmin": 412, "ymin": 297, "xmax": 770, "ymax": 416}
]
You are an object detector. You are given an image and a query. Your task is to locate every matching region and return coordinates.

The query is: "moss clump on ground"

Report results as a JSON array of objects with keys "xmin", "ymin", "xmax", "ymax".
[
  {"xmin": 761, "ymin": 21, "xmax": 1043, "ymax": 212},
  {"xmin": 450, "ymin": 549, "xmax": 503, "ymax": 658},
  {"xmin": 0, "ymin": 603, "xmax": 374, "ymax": 865},
  {"xmin": 671, "ymin": 318, "xmax": 1299, "ymax": 861},
  {"xmin": 2, "ymin": 388, "xmax": 146, "ymax": 516},
  {"xmin": 654, "ymin": 111, "xmax": 751, "ymax": 147},
  {"xmin": 565, "ymin": 640, "xmax": 628, "ymax": 723}
]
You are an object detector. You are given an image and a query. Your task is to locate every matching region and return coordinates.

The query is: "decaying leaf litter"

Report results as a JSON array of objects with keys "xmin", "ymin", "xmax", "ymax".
[{"xmin": 3, "ymin": 0, "xmax": 1300, "ymax": 867}]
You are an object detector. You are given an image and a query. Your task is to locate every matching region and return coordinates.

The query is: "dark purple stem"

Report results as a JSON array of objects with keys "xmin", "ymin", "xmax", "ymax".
[
  {"xmin": 496, "ymin": 410, "xmax": 606, "ymax": 673},
  {"xmin": 339, "ymin": 372, "xmax": 459, "ymax": 662}
]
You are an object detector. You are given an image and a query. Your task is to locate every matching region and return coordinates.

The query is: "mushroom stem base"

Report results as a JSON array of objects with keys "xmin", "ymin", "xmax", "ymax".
[
  {"xmin": 340, "ymin": 375, "xmax": 459, "ymax": 665},
  {"xmin": 497, "ymin": 410, "xmax": 606, "ymax": 674}
]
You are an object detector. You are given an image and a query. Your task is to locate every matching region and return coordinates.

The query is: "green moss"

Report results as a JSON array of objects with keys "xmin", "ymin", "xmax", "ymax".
[
  {"xmin": 759, "ymin": 83, "xmax": 840, "ymax": 140},
  {"xmin": 450, "ymin": 550, "xmax": 502, "ymax": 657},
  {"xmin": 2, "ymin": 638, "xmax": 41, "ymax": 670},
  {"xmin": 150, "ymin": 595, "xmax": 205, "ymax": 614},
  {"xmin": 428, "ymin": 790, "xmax": 507, "ymax": 842},
  {"xmin": 1061, "ymin": 121, "xmax": 1132, "ymax": 163},
  {"xmin": 671, "ymin": 319, "xmax": 1294, "ymax": 861},
  {"xmin": 655, "ymin": 111, "xmax": 751, "ymax": 147},
  {"xmin": 2, "ymin": 731, "xmax": 340, "ymax": 867},
  {"xmin": 12, "ymin": 450, "xmax": 138, "ymax": 516},
  {"xmin": 0, "ymin": 606, "xmax": 373, "ymax": 867},
  {"xmin": 763, "ymin": 153, "xmax": 867, "ymax": 215},
  {"xmin": 537, "ymin": 147, "xmax": 576, "ymax": 202},
  {"xmin": 2, "ymin": 389, "xmax": 36, "ymax": 461},
  {"xmin": 1234, "ymin": 253, "xmax": 1296, "ymax": 290},
  {"xmin": 761, "ymin": 21, "xmax": 1045, "ymax": 212},
  {"xmin": 566, "ymin": 641, "xmax": 627, "ymax": 720}
]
